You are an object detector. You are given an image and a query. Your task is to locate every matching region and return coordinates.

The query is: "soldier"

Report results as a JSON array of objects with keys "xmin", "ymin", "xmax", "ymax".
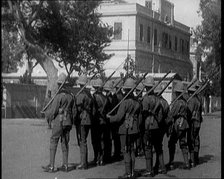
[
  {"xmin": 91, "ymin": 78, "xmax": 109, "ymax": 166},
  {"xmin": 111, "ymin": 78, "xmax": 124, "ymax": 161},
  {"xmin": 187, "ymin": 81, "xmax": 203, "ymax": 167},
  {"xmin": 134, "ymin": 82, "xmax": 145, "ymax": 157},
  {"xmin": 103, "ymin": 80, "xmax": 115, "ymax": 163},
  {"xmin": 42, "ymin": 73, "xmax": 74, "ymax": 173},
  {"xmin": 107, "ymin": 78, "xmax": 141, "ymax": 179},
  {"xmin": 166, "ymin": 81, "xmax": 190, "ymax": 170},
  {"xmin": 141, "ymin": 76, "xmax": 163, "ymax": 177},
  {"xmin": 153, "ymin": 84, "xmax": 169, "ymax": 174},
  {"xmin": 74, "ymin": 74, "xmax": 94, "ymax": 170}
]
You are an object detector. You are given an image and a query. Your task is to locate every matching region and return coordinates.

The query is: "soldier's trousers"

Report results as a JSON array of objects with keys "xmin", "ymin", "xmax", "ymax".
[
  {"xmin": 77, "ymin": 125, "xmax": 90, "ymax": 167},
  {"xmin": 120, "ymin": 134, "xmax": 138, "ymax": 174},
  {"xmin": 168, "ymin": 129, "xmax": 189, "ymax": 164},
  {"xmin": 144, "ymin": 129, "xmax": 164, "ymax": 172},
  {"xmin": 111, "ymin": 123, "xmax": 121, "ymax": 157},
  {"xmin": 135, "ymin": 130, "xmax": 145, "ymax": 155},
  {"xmin": 188, "ymin": 123, "xmax": 201, "ymax": 163},
  {"xmin": 50, "ymin": 124, "xmax": 72, "ymax": 166},
  {"xmin": 91, "ymin": 123, "xmax": 109, "ymax": 162}
]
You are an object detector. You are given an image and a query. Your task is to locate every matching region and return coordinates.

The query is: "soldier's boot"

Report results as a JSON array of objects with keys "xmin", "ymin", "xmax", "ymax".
[
  {"xmin": 158, "ymin": 154, "xmax": 167, "ymax": 174},
  {"xmin": 181, "ymin": 152, "xmax": 190, "ymax": 170},
  {"xmin": 58, "ymin": 151, "xmax": 69, "ymax": 172},
  {"xmin": 77, "ymin": 145, "xmax": 88, "ymax": 170},
  {"xmin": 118, "ymin": 153, "xmax": 131, "ymax": 179},
  {"xmin": 194, "ymin": 152, "xmax": 199, "ymax": 165},
  {"xmin": 42, "ymin": 149, "xmax": 58, "ymax": 173},
  {"xmin": 190, "ymin": 152, "xmax": 195, "ymax": 168},
  {"xmin": 153, "ymin": 153, "xmax": 159, "ymax": 174},
  {"xmin": 166, "ymin": 148, "xmax": 175, "ymax": 170}
]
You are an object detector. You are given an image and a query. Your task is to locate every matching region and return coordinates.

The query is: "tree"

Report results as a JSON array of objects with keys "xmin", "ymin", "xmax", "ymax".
[
  {"xmin": 2, "ymin": 0, "xmax": 113, "ymax": 96},
  {"xmin": 193, "ymin": 0, "xmax": 221, "ymax": 96}
]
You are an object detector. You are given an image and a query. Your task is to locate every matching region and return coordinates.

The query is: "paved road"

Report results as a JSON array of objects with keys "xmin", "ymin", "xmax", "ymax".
[{"xmin": 2, "ymin": 112, "xmax": 221, "ymax": 179}]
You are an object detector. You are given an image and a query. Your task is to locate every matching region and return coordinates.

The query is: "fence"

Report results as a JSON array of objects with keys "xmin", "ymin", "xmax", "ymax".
[{"xmin": 2, "ymin": 83, "xmax": 46, "ymax": 118}]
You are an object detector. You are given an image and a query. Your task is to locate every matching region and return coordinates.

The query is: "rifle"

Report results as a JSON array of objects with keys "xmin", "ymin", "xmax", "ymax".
[
  {"xmin": 170, "ymin": 78, "xmax": 197, "ymax": 106},
  {"xmin": 187, "ymin": 70, "xmax": 219, "ymax": 102},
  {"xmin": 75, "ymin": 72, "xmax": 98, "ymax": 97},
  {"xmin": 102, "ymin": 60, "xmax": 126, "ymax": 88},
  {"xmin": 137, "ymin": 71, "xmax": 171, "ymax": 97},
  {"xmin": 157, "ymin": 74, "xmax": 176, "ymax": 96},
  {"xmin": 41, "ymin": 71, "xmax": 73, "ymax": 113},
  {"xmin": 107, "ymin": 72, "xmax": 149, "ymax": 115}
]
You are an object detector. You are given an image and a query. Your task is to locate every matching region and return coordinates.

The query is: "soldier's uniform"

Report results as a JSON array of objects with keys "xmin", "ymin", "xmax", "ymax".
[
  {"xmin": 103, "ymin": 80, "xmax": 115, "ymax": 163},
  {"xmin": 74, "ymin": 75, "xmax": 94, "ymax": 170},
  {"xmin": 91, "ymin": 78, "xmax": 109, "ymax": 165},
  {"xmin": 111, "ymin": 78, "xmax": 124, "ymax": 161},
  {"xmin": 107, "ymin": 78, "xmax": 141, "ymax": 179},
  {"xmin": 42, "ymin": 73, "xmax": 74, "ymax": 173},
  {"xmin": 187, "ymin": 81, "xmax": 203, "ymax": 167},
  {"xmin": 167, "ymin": 81, "xmax": 190, "ymax": 170},
  {"xmin": 141, "ymin": 76, "xmax": 163, "ymax": 177},
  {"xmin": 134, "ymin": 82, "xmax": 144, "ymax": 157},
  {"xmin": 153, "ymin": 84, "xmax": 169, "ymax": 174}
]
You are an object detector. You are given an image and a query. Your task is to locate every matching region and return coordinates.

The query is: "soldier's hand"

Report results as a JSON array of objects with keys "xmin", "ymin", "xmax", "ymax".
[{"xmin": 106, "ymin": 114, "xmax": 111, "ymax": 119}]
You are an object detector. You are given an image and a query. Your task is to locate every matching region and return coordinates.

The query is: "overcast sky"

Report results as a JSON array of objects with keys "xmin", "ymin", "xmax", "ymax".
[{"xmin": 169, "ymin": 0, "xmax": 203, "ymax": 28}]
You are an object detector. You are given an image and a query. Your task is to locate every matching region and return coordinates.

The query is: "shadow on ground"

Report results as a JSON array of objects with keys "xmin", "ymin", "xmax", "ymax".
[{"xmin": 198, "ymin": 154, "xmax": 215, "ymax": 165}]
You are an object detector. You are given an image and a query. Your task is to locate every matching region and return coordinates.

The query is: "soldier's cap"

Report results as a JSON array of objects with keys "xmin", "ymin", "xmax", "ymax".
[
  {"xmin": 103, "ymin": 80, "xmax": 113, "ymax": 91},
  {"xmin": 77, "ymin": 74, "xmax": 88, "ymax": 85},
  {"xmin": 92, "ymin": 78, "xmax": 103, "ymax": 88},
  {"xmin": 113, "ymin": 78, "xmax": 123, "ymax": 88},
  {"xmin": 154, "ymin": 83, "xmax": 163, "ymax": 94},
  {"xmin": 174, "ymin": 81, "xmax": 184, "ymax": 92},
  {"xmin": 136, "ymin": 82, "xmax": 144, "ymax": 91},
  {"xmin": 57, "ymin": 73, "xmax": 69, "ymax": 84},
  {"xmin": 143, "ymin": 76, "xmax": 154, "ymax": 87},
  {"xmin": 123, "ymin": 78, "xmax": 135, "ymax": 89}
]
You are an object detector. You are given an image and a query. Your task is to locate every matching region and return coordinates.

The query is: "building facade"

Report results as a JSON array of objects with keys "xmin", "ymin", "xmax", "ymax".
[{"xmin": 99, "ymin": 0, "xmax": 193, "ymax": 80}]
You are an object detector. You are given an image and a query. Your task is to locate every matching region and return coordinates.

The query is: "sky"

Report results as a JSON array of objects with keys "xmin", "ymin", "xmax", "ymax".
[{"xmin": 169, "ymin": 0, "xmax": 203, "ymax": 28}]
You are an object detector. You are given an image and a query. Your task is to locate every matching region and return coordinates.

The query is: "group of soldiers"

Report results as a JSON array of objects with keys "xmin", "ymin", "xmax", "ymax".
[{"xmin": 42, "ymin": 71, "xmax": 203, "ymax": 179}]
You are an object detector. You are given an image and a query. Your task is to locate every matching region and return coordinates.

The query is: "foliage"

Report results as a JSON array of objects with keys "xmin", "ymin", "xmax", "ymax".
[
  {"xmin": 2, "ymin": 0, "xmax": 113, "ymax": 76},
  {"xmin": 193, "ymin": 0, "xmax": 221, "ymax": 96},
  {"xmin": 19, "ymin": 70, "xmax": 34, "ymax": 84}
]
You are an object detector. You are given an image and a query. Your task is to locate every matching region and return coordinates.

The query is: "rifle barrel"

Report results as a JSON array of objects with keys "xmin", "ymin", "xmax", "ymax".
[{"xmin": 107, "ymin": 72, "xmax": 149, "ymax": 115}]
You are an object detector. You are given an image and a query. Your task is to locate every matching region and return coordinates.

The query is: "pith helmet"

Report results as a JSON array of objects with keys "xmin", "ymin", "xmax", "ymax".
[
  {"xmin": 123, "ymin": 78, "xmax": 135, "ymax": 89},
  {"xmin": 174, "ymin": 81, "xmax": 184, "ymax": 92},
  {"xmin": 143, "ymin": 76, "xmax": 154, "ymax": 87},
  {"xmin": 77, "ymin": 74, "xmax": 88, "ymax": 85},
  {"xmin": 113, "ymin": 78, "xmax": 123, "ymax": 88},
  {"xmin": 57, "ymin": 73, "xmax": 68, "ymax": 84},
  {"xmin": 92, "ymin": 78, "xmax": 103, "ymax": 88},
  {"xmin": 154, "ymin": 84, "xmax": 163, "ymax": 94},
  {"xmin": 104, "ymin": 80, "xmax": 113, "ymax": 91},
  {"xmin": 194, "ymin": 80, "xmax": 201, "ymax": 88},
  {"xmin": 136, "ymin": 82, "xmax": 144, "ymax": 91}
]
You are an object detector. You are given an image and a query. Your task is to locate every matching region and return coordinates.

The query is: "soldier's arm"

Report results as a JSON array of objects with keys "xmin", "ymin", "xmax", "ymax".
[
  {"xmin": 109, "ymin": 101, "xmax": 126, "ymax": 123},
  {"xmin": 45, "ymin": 94, "xmax": 61, "ymax": 120}
]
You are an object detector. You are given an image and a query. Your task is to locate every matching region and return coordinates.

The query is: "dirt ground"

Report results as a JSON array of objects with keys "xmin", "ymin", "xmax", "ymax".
[{"xmin": 2, "ymin": 111, "xmax": 221, "ymax": 179}]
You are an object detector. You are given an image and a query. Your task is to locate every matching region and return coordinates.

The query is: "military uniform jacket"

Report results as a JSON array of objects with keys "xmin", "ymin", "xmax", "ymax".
[
  {"xmin": 74, "ymin": 89, "xmax": 94, "ymax": 125},
  {"xmin": 110, "ymin": 95, "xmax": 141, "ymax": 135},
  {"xmin": 158, "ymin": 96, "xmax": 170, "ymax": 127},
  {"xmin": 187, "ymin": 94, "xmax": 203, "ymax": 128},
  {"xmin": 93, "ymin": 91, "xmax": 108, "ymax": 125},
  {"xmin": 142, "ymin": 94, "xmax": 161, "ymax": 130},
  {"xmin": 168, "ymin": 97, "xmax": 189, "ymax": 130},
  {"xmin": 45, "ymin": 89, "xmax": 74, "ymax": 126}
]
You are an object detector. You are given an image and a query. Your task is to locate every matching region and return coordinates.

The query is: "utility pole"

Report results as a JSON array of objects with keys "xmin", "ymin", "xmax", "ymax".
[{"xmin": 152, "ymin": 11, "xmax": 155, "ymax": 74}]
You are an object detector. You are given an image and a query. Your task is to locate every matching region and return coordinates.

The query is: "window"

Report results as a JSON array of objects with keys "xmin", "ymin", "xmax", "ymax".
[
  {"xmin": 169, "ymin": 35, "xmax": 172, "ymax": 49},
  {"xmin": 162, "ymin": 32, "xmax": 168, "ymax": 48},
  {"xmin": 147, "ymin": 27, "xmax": 151, "ymax": 43},
  {"xmin": 154, "ymin": 29, "xmax": 157, "ymax": 46},
  {"xmin": 114, "ymin": 22, "xmax": 122, "ymax": 40},
  {"xmin": 145, "ymin": 0, "xmax": 152, "ymax": 9},
  {"xmin": 140, "ymin": 24, "xmax": 143, "ymax": 41},
  {"xmin": 179, "ymin": 39, "xmax": 184, "ymax": 53},
  {"xmin": 186, "ymin": 40, "xmax": 189, "ymax": 54},
  {"xmin": 175, "ymin": 36, "xmax": 178, "ymax": 51}
]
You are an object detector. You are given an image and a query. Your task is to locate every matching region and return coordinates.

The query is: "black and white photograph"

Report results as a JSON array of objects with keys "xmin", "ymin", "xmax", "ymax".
[{"xmin": 2, "ymin": 0, "xmax": 221, "ymax": 178}]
